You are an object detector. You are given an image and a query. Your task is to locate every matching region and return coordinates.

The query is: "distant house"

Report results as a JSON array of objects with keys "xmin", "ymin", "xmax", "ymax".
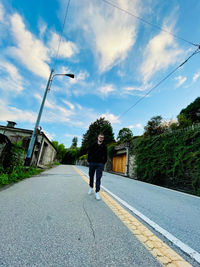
[
  {"xmin": 112, "ymin": 142, "xmax": 129, "ymax": 176},
  {"xmin": 0, "ymin": 121, "xmax": 57, "ymax": 167},
  {"xmin": 110, "ymin": 140, "xmax": 138, "ymax": 179}
]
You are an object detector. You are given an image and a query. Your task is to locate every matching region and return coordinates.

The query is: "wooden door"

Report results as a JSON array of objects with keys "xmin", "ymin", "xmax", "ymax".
[{"xmin": 112, "ymin": 154, "xmax": 126, "ymax": 173}]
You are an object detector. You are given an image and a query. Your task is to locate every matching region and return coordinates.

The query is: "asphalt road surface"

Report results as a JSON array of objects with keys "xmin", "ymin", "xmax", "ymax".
[
  {"xmin": 76, "ymin": 165, "xmax": 200, "ymax": 265},
  {"xmin": 0, "ymin": 165, "xmax": 163, "ymax": 267}
]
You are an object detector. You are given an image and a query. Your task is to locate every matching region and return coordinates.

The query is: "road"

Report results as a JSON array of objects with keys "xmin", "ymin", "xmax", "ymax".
[
  {"xmin": 0, "ymin": 165, "xmax": 199, "ymax": 266},
  {"xmin": 76, "ymin": 165, "xmax": 200, "ymax": 264}
]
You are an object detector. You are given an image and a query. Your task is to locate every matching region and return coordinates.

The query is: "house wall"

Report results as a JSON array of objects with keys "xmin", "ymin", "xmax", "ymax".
[
  {"xmin": 0, "ymin": 128, "xmax": 31, "ymax": 144},
  {"xmin": 38, "ymin": 139, "xmax": 57, "ymax": 166},
  {"xmin": 0, "ymin": 125, "xmax": 56, "ymax": 167},
  {"xmin": 110, "ymin": 142, "xmax": 137, "ymax": 179}
]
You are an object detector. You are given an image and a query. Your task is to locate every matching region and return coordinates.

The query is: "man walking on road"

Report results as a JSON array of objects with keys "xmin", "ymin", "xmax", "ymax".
[{"xmin": 87, "ymin": 133, "xmax": 107, "ymax": 200}]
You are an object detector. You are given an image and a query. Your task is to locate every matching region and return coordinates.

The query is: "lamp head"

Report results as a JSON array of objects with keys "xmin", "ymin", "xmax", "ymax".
[{"xmin": 65, "ymin": 74, "xmax": 74, "ymax": 79}]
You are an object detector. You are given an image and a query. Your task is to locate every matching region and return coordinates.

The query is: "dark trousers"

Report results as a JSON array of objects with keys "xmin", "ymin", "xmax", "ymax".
[{"xmin": 89, "ymin": 162, "xmax": 104, "ymax": 192}]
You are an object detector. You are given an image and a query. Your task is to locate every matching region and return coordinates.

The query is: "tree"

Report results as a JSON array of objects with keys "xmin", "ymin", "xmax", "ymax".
[
  {"xmin": 71, "ymin": 137, "xmax": 78, "ymax": 148},
  {"xmin": 62, "ymin": 147, "xmax": 80, "ymax": 164},
  {"xmin": 80, "ymin": 117, "xmax": 115, "ymax": 155},
  {"xmin": 117, "ymin": 128, "xmax": 133, "ymax": 142},
  {"xmin": 178, "ymin": 97, "xmax": 200, "ymax": 125},
  {"xmin": 177, "ymin": 113, "xmax": 192, "ymax": 128},
  {"xmin": 52, "ymin": 141, "xmax": 66, "ymax": 162},
  {"xmin": 144, "ymin": 116, "xmax": 166, "ymax": 136}
]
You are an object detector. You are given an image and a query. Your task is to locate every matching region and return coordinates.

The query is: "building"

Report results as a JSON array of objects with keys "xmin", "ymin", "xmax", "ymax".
[
  {"xmin": 111, "ymin": 141, "xmax": 137, "ymax": 178},
  {"xmin": 0, "ymin": 121, "xmax": 57, "ymax": 167}
]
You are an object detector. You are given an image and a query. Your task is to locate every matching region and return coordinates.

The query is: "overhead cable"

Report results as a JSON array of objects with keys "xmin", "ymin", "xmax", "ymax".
[
  {"xmin": 118, "ymin": 47, "xmax": 200, "ymax": 119},
  {"xmin": 101, "ymin": 0, "xmax": 199, "ymax": 47},
  {"xmin": 52, "ymin": 0, "xmax": 71, "ymax": 71}
]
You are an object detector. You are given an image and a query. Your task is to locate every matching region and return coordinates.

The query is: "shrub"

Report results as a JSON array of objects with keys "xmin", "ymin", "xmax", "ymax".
[
  {"xmin": 6, "ymin": 141, "xmax": 26, "ymax": 173},
  {"xmin": 0, "ymin": 140, "xmax": 43, "ymax": 186},
  {"xmin": 135, "ymin": 127, "xmax": 200, "ymax": 195},
  {"xmin": 78, "ymin": 154, "xmax": 88, "ymax": 160},
  {"xmin": 0, "ymin": 173, "xmax": 9, "ymax": 185},
  {"xmin": 107, "ymin": 142, "xmax": 116, "ymax": 158}
]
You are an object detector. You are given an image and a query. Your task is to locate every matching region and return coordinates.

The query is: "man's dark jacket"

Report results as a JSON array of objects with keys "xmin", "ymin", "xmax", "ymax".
[{"xmin": 88, "ymin": 142, "xmax": 107, "ymax": 164}]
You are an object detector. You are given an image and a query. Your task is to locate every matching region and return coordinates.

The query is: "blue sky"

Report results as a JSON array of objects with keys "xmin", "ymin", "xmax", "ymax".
[{"xmin": 0, "ymin": 0, "xmax": 200, "ymax": 147}]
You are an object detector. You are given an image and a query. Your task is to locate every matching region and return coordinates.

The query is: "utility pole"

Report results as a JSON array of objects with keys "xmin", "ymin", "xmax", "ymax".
[
  {"xmin": 24, "ymin": 69, "xmax": 54, "ymax": 166},
  {"xmin": 24, "ymin": 69, "xmax": 74, "ymax": 166}
]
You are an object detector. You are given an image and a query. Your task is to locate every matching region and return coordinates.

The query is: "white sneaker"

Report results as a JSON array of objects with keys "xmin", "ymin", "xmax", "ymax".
[
  {"xmin": 95, "ymin": 192, "xmax": 101, "ymax": 200},
  {"xmin": 88, "ymin": 187, "xmax": 94, "ymax": 195}
]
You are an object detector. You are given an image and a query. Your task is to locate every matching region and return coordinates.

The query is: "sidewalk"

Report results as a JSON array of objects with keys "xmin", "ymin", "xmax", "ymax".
[{"xmin": 0, "ymin": 165, "xmax": 164, "ymax": 267}]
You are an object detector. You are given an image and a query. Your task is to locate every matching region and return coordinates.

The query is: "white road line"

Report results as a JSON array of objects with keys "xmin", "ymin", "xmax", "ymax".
[{"xmin": 77, "ymin": 166, "xmax": 200, "ymax": 264}]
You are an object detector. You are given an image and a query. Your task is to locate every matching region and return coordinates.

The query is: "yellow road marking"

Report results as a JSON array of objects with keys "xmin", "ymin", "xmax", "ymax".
[{"xmin": 73, "ymin": 166, "xmax": 192, "ymax": 267}]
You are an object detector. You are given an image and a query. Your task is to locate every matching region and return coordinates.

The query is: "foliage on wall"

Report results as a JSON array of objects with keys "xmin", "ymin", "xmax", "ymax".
[{"xmin": 134, "ymin": 127, "xmax": 200, "ymax": 195}]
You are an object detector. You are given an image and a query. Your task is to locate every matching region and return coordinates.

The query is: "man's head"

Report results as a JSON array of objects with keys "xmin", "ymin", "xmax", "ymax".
[{"xmin": 98, "ymin": 133, "xmax": 104, "ymax": 144}]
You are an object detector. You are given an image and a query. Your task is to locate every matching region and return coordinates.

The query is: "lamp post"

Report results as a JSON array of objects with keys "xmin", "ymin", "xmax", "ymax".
[{"xmin": 24, "ymin": 69, "xmax": 74, "ymax": 166}]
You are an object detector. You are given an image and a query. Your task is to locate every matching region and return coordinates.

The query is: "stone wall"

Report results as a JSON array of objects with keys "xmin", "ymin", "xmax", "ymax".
[{"xmin": 128, "ymin": 154, "xmax": 137, "ymax": 179}]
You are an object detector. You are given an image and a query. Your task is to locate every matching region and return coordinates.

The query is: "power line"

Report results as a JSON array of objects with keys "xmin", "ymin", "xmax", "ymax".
[
  {"xmin": 101, "ymin": 0, "xmax": 199, "ymax": 47},
  {"xmin": 52, "ymin": 0, "xmax": 71, "ymax": 70},
  {"xmin": 118, "ymin": 47, "xmax": 200, "ymax": 119}
]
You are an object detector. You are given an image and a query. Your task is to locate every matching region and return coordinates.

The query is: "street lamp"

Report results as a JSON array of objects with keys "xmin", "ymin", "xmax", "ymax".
[{"xmin": 24, "ymin": 69, "xmax": 74, "ymax": 166}]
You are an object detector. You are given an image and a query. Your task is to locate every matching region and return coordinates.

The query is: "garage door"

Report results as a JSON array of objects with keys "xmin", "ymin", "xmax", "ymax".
[{"xmin": 112, "ymin": 154, "xmax": 126, "ymax": 173}]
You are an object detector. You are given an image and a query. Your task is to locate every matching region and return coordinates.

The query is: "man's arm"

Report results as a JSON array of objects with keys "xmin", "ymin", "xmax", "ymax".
[{"xmin": 87, "ymin": 143, "xmax": 95, "ymax": 163}]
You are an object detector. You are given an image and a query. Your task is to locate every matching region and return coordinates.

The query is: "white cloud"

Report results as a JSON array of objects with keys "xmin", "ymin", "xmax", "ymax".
[
  {"xmin": 128, "ymin": 123, "xmax": 143, "ymax": 129},
  {"xmin": 174, "ymin": 75, "xmax": 187, "ymax": 87},
  {"xmin": 34, "ymin": 93, "xmax": 74, "ymax": 123},
  {"xmin": 0, "ymin": 103, "xmax": 36, "ymax": 123},
  {"xmin": 39, "ymin": 21, "xmax": 47, "ymax": 38},
  {"xmin": 0, "ymin": 2, "xmax": 4, "ymax": 22},
  {"xmin": 48, "ymin": 32, "xmax": 78, "ymax": 59},
  {"xmin": 99, "ymin": 84, "xmax": 115, "ymax": 96},
  {"xmin": 8, "ymin": 13, "xmax": 50, "ymax": 79},
  {"xmin": 5, "ymin": 13, "xmax": 78, "ymax": 81},
  {"xmin": 100, "ymin": 113, "xmax": 120, "ymax": 124},
  {"xmin": 136, "ymin": 123, "xmax": 143, "ymax": 129},
  {"xmin": 34, "ymin": 94, "xmax": 55, "ymax": 109},
  {"xmin": 124, "ymin": 84, "xmax": 150, "ymax": 92},
  {"xmin": 65, "ymin": 133, "xmax": 81, "ymax": 139},
  {"xmin": 41, "ymin": 107, "xmax": 74, "ymax": 123},
  {"xmin": 62, "ymin": 100, "xmax": 75, "ymax": 110},
  {"xmin": 73, "ymin": 0, "xmax": 140, "ymax": 73},
  {"xmin": 76, "ymin": 104, "xmax": 82, "ymax": 110},
  {"xmin": 64, "ymin": 106, "xmax": 100, "ymax": 129},
  {"xmin": 140, "ymin": 22, "xmax": 183, "ymax": 84},
  {"xmin": 69, "ymin": 71, "xmax": 89, "ymax": 84},
  {"xmin": 0, "ymin": 60, "xmax": 24, "ymax": 92},
  {"xmin": 57, "ymin": 106, "xmax": 73, "ymax": 117},
  {"xmin": 193, "ymin": 70, "xmax": 200, "ymax": 83},
  {"xmin": 59, "ymin": 66, "xmax": 71, "ymax": 74}
]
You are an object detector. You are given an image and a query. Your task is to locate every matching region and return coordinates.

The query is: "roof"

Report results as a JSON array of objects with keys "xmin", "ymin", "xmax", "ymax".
[{"xmin": 0, "ymin": 124, "xmax": 54, "ymax": 147}]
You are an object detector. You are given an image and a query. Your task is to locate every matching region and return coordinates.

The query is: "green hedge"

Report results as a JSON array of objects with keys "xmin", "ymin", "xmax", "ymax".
[
  {"xmin": 0, "ymin": 141, "xmax": 43, "ymax": 187},
  {"xmin": 135, "ymin": 128, "xmax": 200, "ymax": 195},
  {"xmin": 78, "ymin": 154, "xmax": 88, "ymax": 160},
  {"xmin": 0, "ymin": 166, "xmax": 43, "ymax": 186}
]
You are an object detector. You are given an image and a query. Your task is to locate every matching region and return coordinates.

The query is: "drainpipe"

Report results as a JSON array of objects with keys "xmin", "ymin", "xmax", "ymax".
[{"xmin": 125, "ymin": 146, "xmax": 129, "ymax": 176}]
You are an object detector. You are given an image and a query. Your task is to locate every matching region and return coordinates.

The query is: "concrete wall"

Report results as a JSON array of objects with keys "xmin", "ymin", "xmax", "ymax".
[
  {"xmin": 38, "ymin": 139, "xmax": 57, "ymax": 167},
  {"xmin": 0, "ymin": 125, "xmax": 57, "ymax": 167}
]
